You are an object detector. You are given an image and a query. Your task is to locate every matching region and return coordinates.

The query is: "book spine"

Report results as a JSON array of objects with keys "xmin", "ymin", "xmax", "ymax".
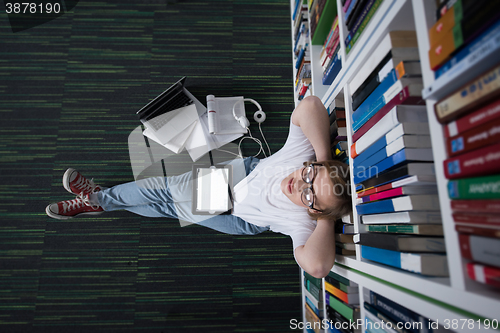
[
  {"xmin": 467, "ymin": 262, "xmax": 500, "ymax": 287},
  {"xmin": 369, "ymin": 291, "xmax": 421, "ymax": 333},
  {"xmin": 448, "ymin": 174, "xmax": 500, "ymax": 199},
  {"xmin": 324, "ymin": 281, "xmax": 351, "ymax": 304},
  {"xmin": 326, "ymin": 292, "xmax": 355, "ymax": 321},
  {"xmin": 443, "ymin": 142, "xmax": 500, "ymax": 179},
  {"xmin": 455, "ymin": 224, "xmax": 500, "ymax": 239},
  {"xmin": 453, "ymin": 212, "xmax": 500, "ymax": 226},
  {"xmin": 352, "ymin": 86, "xmax": 423, "ymax": 143},
  {"xmin": 344, "ymin": 0, "xmax": 376, "ymax": 46},
  {"xmin": 446, "ymin": 117, "xmax": 500, "ymax": 157},
  {"xmin": 428, "ymin": 5, "xmax": 460, "ymax": 47},
  {"xmin": 458, "ymin": 234, "xmax": 500, "ymax": 267},
  {"xmin": 451, "ymin": 199, "xmax": 500, "ymax": 212},
  {"xmin": 445, "ymin": 98, "xmax": 500, "ymax": 138},
  {"xmin": 323, "ymin": 53, "xmax": 342, "ymax": 85},
  {"xmin": 435, "ymin": 63, "xmax": 500, "ymax": 123},
  {"xmin": 346, "ymin": 0, "xmax": 383, "ymax": 54}
]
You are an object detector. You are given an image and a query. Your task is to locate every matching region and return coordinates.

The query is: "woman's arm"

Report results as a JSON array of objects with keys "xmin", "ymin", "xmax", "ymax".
[
  {"xmin": 294, "ymin": 218, "xmax": 336, "ymax": 278},
  {"xmin": 291, "ymin": 96, "xmax": 332, "ymax": 162}
]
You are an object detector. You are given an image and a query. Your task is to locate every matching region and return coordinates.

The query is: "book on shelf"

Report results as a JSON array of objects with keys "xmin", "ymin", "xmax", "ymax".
[
  {"xmin": 361, "ymin": 245, "xmax": 449, "ymax": 276},
  {"xmin": 345, "ymin": 0, "xmax": 384, "ymax": 54},
  {"xmin": 305, "ymin": 302, "xmax": 322, "ymax": 333},
  {"xmin": 428, "ymin": 1, "xmax": 500, "ymax": 70},
  {"xmin": 352, "ymin": 86, "xmax": 425, "ymax": 144},
  {"xmin": 357, "ymin": 185, "xmax": 437, "ymax": 204},
  {"xmin": 363, "ymin": 303, "xmax": 407, "ymax": 333},
  {"xmin": 357, "ymin": 174, "xmax": 437, "ymax": 199},
  {"xmin": 364, "ymin": 288, "xmax": 441, "ymax": 333},
  {"xmin": 451, "ymin": 199, "xmax": 500, "ymax": 213},
  {"xmin": 444, "ymin": 98, "xmax": 500, "ymax": 138},
  {"xmin": 324, "ymin": 281, "xmax": 359, "ymax": 305},
  {"xmin": 337, "ymin": 242, "xmax": 356, "ymax": 251},
  {"xmin": 447, "ymin": 174, "xmax": 500, "ymax": 199},
  {"xmin": 354, "ymin": 135, "xmax": 432, "ymax": 170},
  {"xmin": 346, "ymin": 0, "xmax": 368, "ymax": 30},
  {"xmin": 354, "ymin": 233, "xmax": 446, "ymax": 252},
  {"xmin": 363, "ymin": 224, "xmax": 444, "ymax": 236},
  {"xmin": 305, "ymin": 276, "xmax": 322, "ymax": 301},
  {"xmin": 361, "ymin": 211, "xmax": 442, "ymax": 225},
  {"xmin": 446, "ymin": 113, "xmax": 500, "ymax": 157},
  {"xmin": 434, "ymin": 17, "xmax": 500, "ymax": 80},
  {"xmin": 443, "ymin": 142, "xmax": 500, "ymax": 179},
  {"xmin": 453, "ymin": 212, "xmax": 500, "ymax": 226},
  {"xmin": 357, "ymin": 163, "xmax": 435, "ymax": 191},
  {"xmin": 459, "ymin": 234, "xmax": 500, "ymax": 267},
  {"xmin": 325, "ymin": 274, "xmax": 358, "ymax": 293},
  {"xmin": 335, "ymin": 233, "xmax": 354, "ymax": 243},
  {"xmin": 336, "ymin": 247, "xmax": 356, "ymax": 256},
  {"xmin": 455, "ymin": 224, "xmax": 500, "ymax": 239},
  {"xmin": 310, "ymin": 0, "xmax": 338, "ymax": 45},
  {"xmin": 349, "ymin": 31, "xmax": 419, "ymax": 94},
  {"xmin": 356, "ymin": 194, "xmax": 440, "ymax": 215},
  {"xmin": 306, "ymin": 296, "xmax": 324, "ymax": 317},
  {"xmin": 467, "ymin": 262, "xmax": 500, "ymax": 288},
  {"xmin": 304, "ymin": 270, "xmax": 322, "ymax": 289},
  {"xmin": 335, "ymin": 221, "xmax": 355, "ymax": 234},
  {"xmin": 304, "ymin": 286, "xmax": 323, "ymax": 310},
  {"xmin": 352, "ymin": 74, "xmax": 423, "ymax": 132},
  {"xmin": 434, "ymin": 62, "xmax": 500, "ymax": 124},
  {"xmin": 323, "ymin": 52, "xmax": 342, "ymax": 85},
  {"xmin": 325, "ymin": 291, "xmax": 360, "ymax": 322},
  {"xmin": 344, "ymin": 0, "xmax": 358, "ymax": 24},
  {"xmin": 327, "ymin": 271, "xmax": 357, "ymax": 287},
  {"xmin": 353, "ymin": 149, "xmax": 434, "ymax": 184}
]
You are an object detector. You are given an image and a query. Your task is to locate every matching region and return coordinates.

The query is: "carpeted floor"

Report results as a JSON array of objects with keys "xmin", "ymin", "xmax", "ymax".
[{"xmin": 0, "ymin": 0, "xmax": 303, "ymax": 332}]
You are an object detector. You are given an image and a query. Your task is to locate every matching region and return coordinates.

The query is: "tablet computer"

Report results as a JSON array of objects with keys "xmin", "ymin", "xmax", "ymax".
[{"xmin": 191, "ymin": 164, "xmax": 233, "ymax": 215}]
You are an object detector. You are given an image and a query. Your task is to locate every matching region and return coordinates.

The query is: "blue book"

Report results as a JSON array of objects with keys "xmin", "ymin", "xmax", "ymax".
[
  {"xmin": 360, "ymin": 245, "xmax": 448, "ymax": 276},
  {"xmin": 352, "ymin": 135, "xmax": 388, "ymax": 166},
  {"xmin": 344, "ymin": 0, "xmax": 358, "ymax": 23},
  {"xmin": 356, "ymin": 194, "xmax": 439, "ymax": 215},
  {"xmin": 352, "ymin": 69, "xmax": 396, "ymax": 118},
  {"xmin": 353, "ymin": 148, "xmax": 433, "ymax": 184},
  {"xmin": 435, "ymin": 17, "xmax": 500, "ymax": 79},
  {"xmin": 323, "ymin": 53, "xmax": 342, "ymax": 85},
  {"xmin": 305, "ymin": 296, "xmax": 323, "ymax": 317}
]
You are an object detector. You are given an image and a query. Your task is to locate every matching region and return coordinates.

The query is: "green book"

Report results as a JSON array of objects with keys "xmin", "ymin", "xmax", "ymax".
[
  {"xmin": 326, "ymin": 291, "xmax": 359, "ymax": 321},
  {"xmin": 346, "ymin": 0, "xmax": 384, "ymax": 54},
  {"xmin": 311, "ymin": 0, "xmax": 338, "ymax": 45},
  {"xmin": 304, "ymin": 271, "xmax": 322, "ymax": 289},
  {"xmin": 326, "ymin": 271, "xmax": 355, "ymax": 286},
  {"xmin": 305, "ymin": 279, "xmax": 321, "ymax": 301},
  {"xmin": 448, "ymin": 174, "xmax": 500, "ymax": 199},
  {"xmin": 365, "ymin": 224, "xmax": 444, "ymax": 235}
]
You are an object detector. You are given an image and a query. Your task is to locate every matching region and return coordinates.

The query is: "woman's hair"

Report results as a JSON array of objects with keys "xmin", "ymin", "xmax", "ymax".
[{"xmin": 303, "ymin": 160, "xmax": 352, "ymax": 221}]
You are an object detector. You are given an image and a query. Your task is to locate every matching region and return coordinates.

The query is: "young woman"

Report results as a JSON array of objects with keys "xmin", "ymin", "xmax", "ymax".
[{"xmin": 45, "ymin": 96, "xmax": 352, "ymax": 278}]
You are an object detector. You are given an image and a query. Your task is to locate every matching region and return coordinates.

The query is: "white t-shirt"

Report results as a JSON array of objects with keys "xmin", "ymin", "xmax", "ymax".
[{"xmin": 232, "ymin": 117, "xmax": 317, "ymax": 250}]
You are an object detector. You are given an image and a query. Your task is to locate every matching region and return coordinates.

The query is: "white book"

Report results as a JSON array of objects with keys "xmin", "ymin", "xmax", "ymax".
[
  {"xmin": 143, "ymin": 120, "xmax": 198, "ymax": 154},
  {"xmin": 361, "ymin": 211, "xmax": 443, "ymax": 224},
  {"xmin": 350, "ymin": 31, "xmax": 419, "ymax": 95},
  {"xmin": 385, "ymin": 135, "xmax": 432, "ymax": 156},
  {"xmin": 352, "ymin": 105, "xmax": 427, "ymax": 156}
]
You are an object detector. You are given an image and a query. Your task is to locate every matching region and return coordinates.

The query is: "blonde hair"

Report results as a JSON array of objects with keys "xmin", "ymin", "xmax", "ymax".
[{"xmin": 303, "ymin": 160, "xmax": 352, "ymax": 221}]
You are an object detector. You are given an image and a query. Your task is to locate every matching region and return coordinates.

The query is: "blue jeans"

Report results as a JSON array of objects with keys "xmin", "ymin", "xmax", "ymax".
[{"xmin": 96, "ymin": 157, "xmax": 268, "ymax": 235}]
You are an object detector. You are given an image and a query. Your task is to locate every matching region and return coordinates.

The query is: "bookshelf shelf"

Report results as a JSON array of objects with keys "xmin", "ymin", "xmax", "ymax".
[{"xmin": 292, "ymin": 0, "xmax": 500, "ymax": 330}]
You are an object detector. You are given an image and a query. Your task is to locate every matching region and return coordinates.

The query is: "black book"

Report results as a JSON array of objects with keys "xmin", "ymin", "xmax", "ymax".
[
  {"xmin": 327, "ymin": 307, "xmax": 356, "ymax": 333},
  {"xmin": 351, "ymin": 52, "xmax": 392, "ymax": 110},
  {"xmin": 358, "ymin": 163, "xmax": 435, "ymax": 190},
  {"xmin": 346, "ymin": 0, "xmax": 369, "ymax": 31},
  {"xmin": 355, "ymin": 233, "xmax": 446, "ymax": 252}
]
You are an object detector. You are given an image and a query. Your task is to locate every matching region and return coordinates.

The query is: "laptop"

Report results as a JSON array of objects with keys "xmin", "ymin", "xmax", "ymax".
[{"xmin": 136, "ymin": 77, "xmax": 202, "ymax": 145}]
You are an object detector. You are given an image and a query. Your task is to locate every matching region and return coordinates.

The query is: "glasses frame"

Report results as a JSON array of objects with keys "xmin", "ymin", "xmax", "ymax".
[{"xmin": 300, "ymin": 163, "xmax": 324, "ymax": 213}]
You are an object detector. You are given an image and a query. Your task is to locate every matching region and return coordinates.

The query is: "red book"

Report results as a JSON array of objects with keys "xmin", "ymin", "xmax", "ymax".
[
  {"xmin": 453, "ymin": 212, "xmax": 500, "ymax": 226},
  {"xmin": 446, "ymin": 117, "xmax": 500, "ymax": 157},
  {"xmin": 458, "ymin": 234, "xmax": 500, "ymax": 267},
  {"xmin": 362, "ymin": 186, "xmax": 437, "ymax": 203},
  {"xmin": 444, "ymin": 98, "xmax": 500, "ymax": 138},
  {"xmin": 467, "ymin": 262, "xmax": 500, "ymax": 288},
  {"xmin": 352, "ymin": 86, "xmax": 424, "ymax": 143},
  {"xmin": 455, "ymin": 224, "xmax": 500, "ymax": 239},
  {"xmin": 443, "ymin": 142, "xmax": 500, "ymax": 179},
  {"xmin": 357, "ymin": 184, "xmax": 391, "ymax": 198},
  {"xmin": 451, "ymin": 199, "xmax": 500, "ymax": 213}
]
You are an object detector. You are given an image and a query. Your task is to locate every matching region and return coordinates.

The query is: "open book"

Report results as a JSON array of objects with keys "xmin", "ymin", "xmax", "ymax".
[{"xmin": 206, "ymin": 95, "xmax": 248, "ymax": 135}]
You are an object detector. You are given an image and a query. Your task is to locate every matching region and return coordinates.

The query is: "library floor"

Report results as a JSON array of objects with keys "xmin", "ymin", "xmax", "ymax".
[{"xmin": 0, "ymin": 1, "xmax": 303, "ymax": 332}]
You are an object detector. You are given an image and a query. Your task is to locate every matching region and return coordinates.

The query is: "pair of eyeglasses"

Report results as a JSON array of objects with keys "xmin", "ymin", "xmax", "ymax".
[{"xmin": 301, "ymin": 163, "xmax": 323, "ymax": 213}]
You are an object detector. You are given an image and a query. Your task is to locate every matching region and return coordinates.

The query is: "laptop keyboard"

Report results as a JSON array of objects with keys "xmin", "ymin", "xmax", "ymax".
[{"xmin": 148, "ymin": 94, "xmax": 194, "ymax": 131}]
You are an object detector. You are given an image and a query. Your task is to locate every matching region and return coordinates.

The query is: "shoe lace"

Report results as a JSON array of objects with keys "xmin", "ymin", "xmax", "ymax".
[
  {"xmin": 63, "ymin": 198, "xmax": 85, "ymax": 213},
  {"xmin": 74, "ymin": 175, "xmax": 98, "ymax": 195},
  {"xmin": 77, "ymin": 193, "xmax": 100, "ymax": 210}
]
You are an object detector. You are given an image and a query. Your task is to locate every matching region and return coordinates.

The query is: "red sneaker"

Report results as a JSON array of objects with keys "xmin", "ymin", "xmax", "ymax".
[
  {"xmin": 63, "ymin": 168, "xmax": 102, "ymax": 196},
  {"xmin": 45, "ymin": 195, "xmax": 104, "ymax": 220}
]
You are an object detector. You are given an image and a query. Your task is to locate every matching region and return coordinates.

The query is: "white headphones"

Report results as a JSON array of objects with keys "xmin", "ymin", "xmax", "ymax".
[{"xmin": 232, "ymin": 98, "xmax": 266, "ymax": 128}]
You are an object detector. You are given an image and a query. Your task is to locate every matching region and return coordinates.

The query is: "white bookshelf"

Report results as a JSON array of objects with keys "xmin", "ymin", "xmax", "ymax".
[{"xmin": 292, "ymin": 0, "xmax": 500, "ymax": 330}]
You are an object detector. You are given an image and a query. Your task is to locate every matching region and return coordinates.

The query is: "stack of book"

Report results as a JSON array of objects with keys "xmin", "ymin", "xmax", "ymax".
[
  {"xmin": 304, "ymin": 271, "xmax": 324, "ymax": 332},
  {"xmin": 335, "ymin": 221, "xmax": 356, "ymax": 256},
  {"xmin": 428, "ymin": 0, "xmax": 500, "ymax": 75},
  {"xmin": 320, "ymin": 15, "xmax": 342, "ymax": 85},
  {"xmin": 325, "ymin": 272, "xmax": 360, "ymax": 333},
  {"xmin": 363, "ymin": 288, "xmax": 451, "ymax": 333},
  {"xmin": 293, "ymin": 1, "xmax": 311, "ymax": 100},
  {"xmin": 349, "ymin": 30, "xmax": 449, "ymax": 276},
  {"xmin": 329, "ymin": 98, "xmax": 348, "ymax": 163},
  {"xmin": 435, "ymin": 62, "xmax": 500, "ymax": 288},
  {"xmin": 343, "ymin": 0, "xmax": 384, "ymax": 55}
]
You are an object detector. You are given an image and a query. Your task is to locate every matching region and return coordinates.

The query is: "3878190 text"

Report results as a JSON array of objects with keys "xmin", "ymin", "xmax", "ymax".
[
  {"xmin": 5, "ymin": 2, "xmax": 61, "ymax": 14},
  {"xmin": 438, "ymin": 318, "xmax": 499, "ymax": 330}
]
